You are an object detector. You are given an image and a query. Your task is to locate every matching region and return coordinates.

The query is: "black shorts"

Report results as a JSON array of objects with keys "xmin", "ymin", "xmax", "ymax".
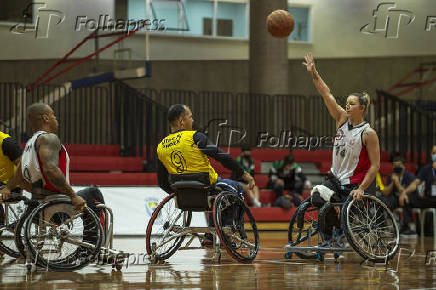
[{"xmin": 321, "ymin": 177, "xmax": 376, "ymax": 203}]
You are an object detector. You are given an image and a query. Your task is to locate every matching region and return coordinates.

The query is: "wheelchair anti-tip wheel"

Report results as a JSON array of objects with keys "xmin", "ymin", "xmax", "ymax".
[
  {"xmin": 287, "ymin": 199, "xmax": 323, "ymax": 259},
  {"xmin": 145, "ymin": 193, "xmax": 192, "ymax": 261},
  {"xmin": 23, "ymin": 198, "xmax": 103, "ymax": 271},
  {"xmin": 14, "ymin": 201, "xmax": 39, "ymax": 259},
  {"xmin": 0, "ymin": 199, "xmax": 29, "ymax": 258},
  {"xmin": 341, "ymin": 195, "xmax": 399, "ymax": 263},
  {"xmin": 213, "ymin": 192, "xmax": 259, "ymax": 263}
]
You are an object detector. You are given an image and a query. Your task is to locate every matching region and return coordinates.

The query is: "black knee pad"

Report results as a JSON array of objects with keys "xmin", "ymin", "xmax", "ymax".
[{"xmin": 311, "ymin": 192, "xmax": 325, "ymax": 208}]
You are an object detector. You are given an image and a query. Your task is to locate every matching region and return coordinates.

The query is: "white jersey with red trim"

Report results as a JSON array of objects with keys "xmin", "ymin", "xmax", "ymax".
[
  {"xmin": 21, "ymin": 131, "xmax": 70, "ymax": 191},
  {"xmin": 331, "ymin": 120, "xmax": 371, "ymax": 185}
]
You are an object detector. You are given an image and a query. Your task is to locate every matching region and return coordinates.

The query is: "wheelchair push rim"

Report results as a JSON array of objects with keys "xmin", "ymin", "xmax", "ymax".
[
  {"xmin": 342, "ymin": 195, "xmax": 399, "ymax": 263},
  {"xmin": 145, "ymin": 193, "xmax": 192, "ymax": 261},
  {"xmin": 213, "ymin": 192, "xmax": 259, "ymax": 263},
  {"xmin": 23, "ymin": 198, "xmax": 103, "ymax": 271}
]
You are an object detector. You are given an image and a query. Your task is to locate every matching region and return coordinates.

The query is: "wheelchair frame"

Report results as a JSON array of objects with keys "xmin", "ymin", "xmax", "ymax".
[
  {"xmin": 145, "ymin": 181, "xmax": 259, "ymax": 264},
  {"xmin": 0, "ymin": 193, "xmax": 127, "ymax": 272},
  {"xmin": 285, "ymin": 194, "xmax": 400, "ymax": 263}
]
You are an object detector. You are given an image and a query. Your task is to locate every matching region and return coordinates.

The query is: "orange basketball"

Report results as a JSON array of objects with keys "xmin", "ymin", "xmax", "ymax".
[{"xmin": 266, "ymin": 10, "xmax": 294, "ymax": 38}]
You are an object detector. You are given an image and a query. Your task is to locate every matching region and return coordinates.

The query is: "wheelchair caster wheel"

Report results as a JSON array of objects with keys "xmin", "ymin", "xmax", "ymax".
[
  {"xmin": 284, "ymin": 252, "xmax": 293, "ymax": 259},
  {"xmin": 334, "ymin": 252, "xmax": 341, "ymax": 263},
  {"xmin": 213, "ymin": 251, "xmax": 222, "ymax": 263},
  {"xmin": 316, "ymin": 252, "xmax": 324, "ymax": 262}
]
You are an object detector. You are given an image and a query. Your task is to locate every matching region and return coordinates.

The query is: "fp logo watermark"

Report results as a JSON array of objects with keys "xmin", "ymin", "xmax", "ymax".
[
  {"xmin": 10, "ymin": 3, "xmax": 65, "ymax": 38},
  {"xmin": 360, "ymin": 2, "xmax": 415, "ymax": 38}
]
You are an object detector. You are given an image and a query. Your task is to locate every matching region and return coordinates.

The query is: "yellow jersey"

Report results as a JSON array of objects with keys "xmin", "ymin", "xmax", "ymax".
[
  {"xmin": 0, "ymin": 131, "xmax": 16, "ymax": 183},
  {"xmin": 157, "ymin": 130, "xmax": 218, "ymax": 185}
]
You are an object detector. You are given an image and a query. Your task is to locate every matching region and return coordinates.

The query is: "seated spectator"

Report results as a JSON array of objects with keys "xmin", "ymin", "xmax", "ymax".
[
  {"xmin": 268, "ymin": 154, "xmax": 308, "ymax": 208},
  {"xmin": 400, "ymin": 145, "xmax": 436, "ymax": 235},
  {"xmin": 380, "ymin": 155, "xmax": 418, "ymax": 235},
  {"xmin": 231, "ymin": 146, "xmax": 261, "ymax": 207}
]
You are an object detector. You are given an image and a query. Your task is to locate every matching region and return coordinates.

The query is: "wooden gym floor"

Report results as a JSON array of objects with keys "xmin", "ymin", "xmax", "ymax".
[{"xmin": 0, "ymin": 232, "xmax": 435, "ymax": 289}]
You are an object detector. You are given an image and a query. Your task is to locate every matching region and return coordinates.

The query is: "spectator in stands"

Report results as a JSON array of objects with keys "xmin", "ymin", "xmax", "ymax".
[
  {"xmin": 268, "ymin": 155, "xmax": 307, "ymax": 208},
  {"xmin": 380, "ymin": 155, "xmax": 418, "ymax": 235},
  {"xmin": 400, "ymin": 145, "xmax": 436, "ymax": 234},
  {"xmin": 271, "ymin": 148, "xmax": 295, "ymax": 171},
  {"xmin": 231, "ymin": 146, "xmax": 261, "ymax": 207}
]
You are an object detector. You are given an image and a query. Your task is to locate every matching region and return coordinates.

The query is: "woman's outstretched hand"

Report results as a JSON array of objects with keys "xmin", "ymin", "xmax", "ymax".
[{"xmin": 303, "ymin": 52, "xmax": 316, "ymax": 74}]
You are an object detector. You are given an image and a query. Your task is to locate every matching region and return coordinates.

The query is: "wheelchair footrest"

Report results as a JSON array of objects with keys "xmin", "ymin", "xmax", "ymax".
[
  {"xmin": 181, "ymin": 227, "xmax": 215, "ymax": 234},
  {"xmin": 284, "ymin": 245, "xmax": 354, "ymax": 253}
]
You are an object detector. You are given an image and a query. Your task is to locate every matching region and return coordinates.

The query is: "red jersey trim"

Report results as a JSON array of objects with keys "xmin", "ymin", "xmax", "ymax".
[{"xmin": 350, "ymin": 145, "xmax": 370, "ymax": 184}]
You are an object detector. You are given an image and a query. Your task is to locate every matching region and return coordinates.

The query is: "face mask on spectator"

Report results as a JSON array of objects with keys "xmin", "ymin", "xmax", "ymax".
[
  {"xmin": 393, "ymin": 167, "xmax": 403, "ymax": 174},
  {"xmin": 432, "ymin": 154, "xmax": 436, "ymax": 162}
]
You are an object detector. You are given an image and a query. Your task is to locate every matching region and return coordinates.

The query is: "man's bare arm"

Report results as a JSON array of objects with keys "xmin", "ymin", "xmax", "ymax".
[
  {"xmin": 403, "ymin": 178, "xmax": 421, "ymax": 195},
  {"xmin": 37, "ymin": 134, "xmax": 75, "ymax": 198}
]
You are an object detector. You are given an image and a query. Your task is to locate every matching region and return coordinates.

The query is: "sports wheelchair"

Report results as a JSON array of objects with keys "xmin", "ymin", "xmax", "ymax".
[
  {"xmin": 145, "ymin": 180, "xmax": 259, "ymax": 263},
  {"xmin": 285, "ymin": 194, "xmax": 400, "ymax": 263},
  {"xmin": 0, "ymin": 191, "xmax": 127, "ymax": 272}
]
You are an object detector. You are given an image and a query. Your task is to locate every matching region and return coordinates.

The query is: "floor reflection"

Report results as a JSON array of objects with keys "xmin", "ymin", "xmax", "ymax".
[{"xmin": 0, "ymin": 234, "xmax": 434, "ymax": 289}]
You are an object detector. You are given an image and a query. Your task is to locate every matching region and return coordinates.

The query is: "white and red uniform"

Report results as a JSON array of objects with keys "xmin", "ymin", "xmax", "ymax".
[
  {"xmin": 331, "ymin": 120, "xmax": 371, "ymax": 186},
  {"xmin": 21, "ymin": 131, "xmax": 70, "ymax": 192}
]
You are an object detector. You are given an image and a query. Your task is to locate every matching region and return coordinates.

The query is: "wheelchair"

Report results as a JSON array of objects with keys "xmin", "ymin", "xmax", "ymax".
[
  {"xmin": 285, "ymin": 194, "xmax": 400, "ymax": 263},
  {"xmin": 145, "ymin": 180, "xmax": 259, "ymax": 263},
  {"xmin": 0, "ymin": 191, "xmax": 127, "ymax": 272}
]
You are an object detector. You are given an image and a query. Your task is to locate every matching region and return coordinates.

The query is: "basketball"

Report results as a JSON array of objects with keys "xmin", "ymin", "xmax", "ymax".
[{"xmin": 266, "ymin": 10, "xmax": 294, "ymax": 38}]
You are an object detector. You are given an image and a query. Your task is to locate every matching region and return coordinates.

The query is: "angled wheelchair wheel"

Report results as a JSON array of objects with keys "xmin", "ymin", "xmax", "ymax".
[
  {"xmin": 0, "ymin": 200, "xmax": 29, "ymax": 258},
  {"xmin": 15, "ymin": 201, "xmax": 39, "ymax": 258},
  {"xmin": 145, "ymin": 193, "xmax": 192, "ymax": 261},
  {"xmin": 213, "ymin": 192, "xmax": 259, "ymax": 263},
  {"xmin": 23, "ymin": 198, "xmax": 103, "ymax": 271},
  {"xmin": 287, "ymin": 200, "xmax": 322, "ymax": 259},
  {"xmin": 341, "ymin": 195, "xmax": 399, "ymax": 263}
]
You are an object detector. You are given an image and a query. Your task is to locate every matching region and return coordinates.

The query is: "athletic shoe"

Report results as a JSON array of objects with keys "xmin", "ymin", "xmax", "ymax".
[{"xmin": 201, "ymin": 233, "xmax": 214, "ymax": 247}]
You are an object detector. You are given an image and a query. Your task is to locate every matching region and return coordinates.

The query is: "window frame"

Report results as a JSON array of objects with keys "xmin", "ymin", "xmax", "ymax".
[{"xmin": 287, "ymin": 2, "xmax": 312, "ymax": 44}]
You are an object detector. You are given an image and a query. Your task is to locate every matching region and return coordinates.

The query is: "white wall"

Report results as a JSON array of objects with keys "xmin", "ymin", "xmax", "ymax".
[
  {"xmin": 1, "ymin": 0, "xmax": 435, "ymax": 61},
  {"xmin": 1, "ymin": 0, "xmax": 114, "ymax": 60},
  {"xmin": 303, "ymin": 0, "xmax": 436, "ymax": 59}
]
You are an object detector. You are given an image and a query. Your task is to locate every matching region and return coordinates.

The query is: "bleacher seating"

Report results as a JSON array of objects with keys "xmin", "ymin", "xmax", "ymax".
[
  {"xmin": 64, "ymin": 144, "xmax": 120, "ymax": 156},
  {"xmin": 70, "ymin": 172, "xmax": 157, "ymax": 186},
  {"xmin": 70, "ymin": 156, "xmax": 143, "ymax": 172}
]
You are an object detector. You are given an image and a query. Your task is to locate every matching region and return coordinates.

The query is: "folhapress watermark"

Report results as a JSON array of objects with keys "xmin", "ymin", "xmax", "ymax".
[
  {"xmin": 10, "ymin": 3, "xmax": 166, "ymax": 38},
  {"xmin": 10, "ymin": 2, "xmax": 65, "ymax": 39},
  {"xmin": 361, "ymin": 2, "xmax": 436, "ymax": 38},
  {"xmin": 75, "ymin": 15, "xmax": 166, "ymax": 33},
  {"xmin": 201, "ymin": 119, "xmax": 334, "ymax": 152},
  {"xmin": 257, "ymin": 130, "xmax": 334, "ymax": 151}
]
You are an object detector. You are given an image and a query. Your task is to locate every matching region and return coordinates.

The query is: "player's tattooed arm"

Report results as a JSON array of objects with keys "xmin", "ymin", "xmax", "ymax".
[{"xmin": 37, "ymin": 134, "xmax": 75, "ymax": 198}]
